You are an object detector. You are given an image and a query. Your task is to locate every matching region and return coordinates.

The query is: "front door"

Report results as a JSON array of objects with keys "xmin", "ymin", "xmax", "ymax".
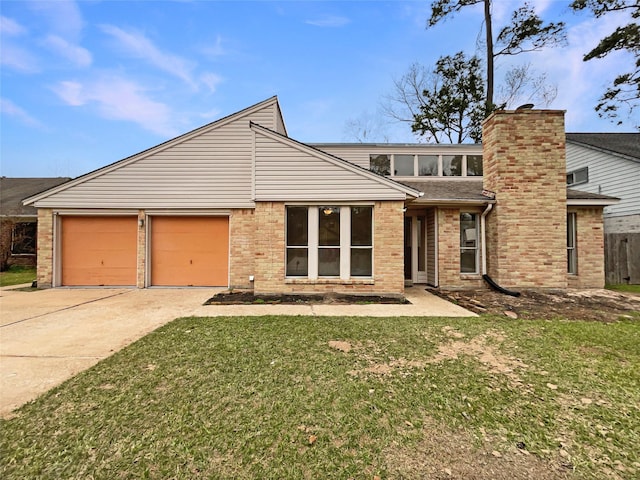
[{"xmin": 404, "ymin": 212, "xmax": 428, "ymax": 284}]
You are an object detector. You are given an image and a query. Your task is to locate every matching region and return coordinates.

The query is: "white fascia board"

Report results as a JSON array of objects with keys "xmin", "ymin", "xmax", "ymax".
[
  {"xmin": 23, "ymin": 97, "xmax": 281, "ymax": 206},
  {"xmin": 250, "ymin": 122, "xmax": 422, "ymax": 199},
  {"xmin": 567, "ymin": 198, "xmax": 620, "ymax": 206}
]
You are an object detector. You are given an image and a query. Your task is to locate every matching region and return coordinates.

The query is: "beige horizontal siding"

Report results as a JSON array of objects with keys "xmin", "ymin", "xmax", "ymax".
[
  {"xmin": 34, "ymin": 104, "xmax": 279, "ymax": 209},
  {"xmin": 254, "ymin": 133, "xmax": 407, "ymax": 201}
]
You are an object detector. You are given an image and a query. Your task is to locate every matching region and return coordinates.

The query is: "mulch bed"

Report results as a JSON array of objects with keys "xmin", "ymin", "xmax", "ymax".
[{"xmin": 205, "ymin": 291, "xmax": 410, "ymax": 305}]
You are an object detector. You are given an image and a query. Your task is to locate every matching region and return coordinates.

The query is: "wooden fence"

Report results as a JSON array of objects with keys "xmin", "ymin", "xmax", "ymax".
[{"xmin": 604, "ymin": 233, "xmax": 640, "ymax": 285}]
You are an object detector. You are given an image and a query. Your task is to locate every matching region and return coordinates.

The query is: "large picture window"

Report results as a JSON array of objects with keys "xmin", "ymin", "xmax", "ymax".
[
  {"xmin": 286, "ymin": 206, "xmax": 374, "ymax": 279},
  {"xmin": 460, "ymin": 213, "xmax": 479, "ymax": 273}
]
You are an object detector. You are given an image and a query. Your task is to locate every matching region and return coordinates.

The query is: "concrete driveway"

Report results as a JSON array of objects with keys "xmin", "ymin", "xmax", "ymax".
[{"xmin": 1, "ymin": 285, "xmax": 473, "ymax": 417}]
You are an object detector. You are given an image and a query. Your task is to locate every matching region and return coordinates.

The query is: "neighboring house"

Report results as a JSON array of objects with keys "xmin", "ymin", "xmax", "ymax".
[
  {"xmin": 566, "ymin": 133, "xmax": 640, "ymax": 284},
  {"xmin": 0, "ymin": 177, "xmax": 70, "ymax": 270},
  {"xmin": 23, "ymin": 98, "xmax": 616, "ymax": 294}
]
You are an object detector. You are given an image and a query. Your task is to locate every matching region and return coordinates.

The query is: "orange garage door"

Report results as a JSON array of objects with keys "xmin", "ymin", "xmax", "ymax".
[
  {"xmin": 61, "ymin": 216, "xmax": 137, "ymax": 286},
  {"xmin": 150, "ymin": 216, "xmax": 229, "ymax": 287}
]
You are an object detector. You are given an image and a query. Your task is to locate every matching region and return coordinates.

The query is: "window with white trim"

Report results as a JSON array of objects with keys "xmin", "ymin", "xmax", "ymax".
[
  {"xmin": 567, "ymin": 212, "xmax": 577, "ymax": 274},
  {"xmin": 369, "ymin": 154, "xmax": 482, "ymax": 177},
  {"xmin": 566, "ymin": 167, "xmax": 588, "ymax": 186},
  {"xmin": 460, "ymin": 213, "xmax": 479, "ymax": 273},
  {"xmin": 286, "ymin": 206, "xmax": 374, "ymax": 279}
]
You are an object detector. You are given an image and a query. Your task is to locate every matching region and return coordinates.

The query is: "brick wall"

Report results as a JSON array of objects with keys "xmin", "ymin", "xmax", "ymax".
[
  {"xmin": 437, "ymin": 207, "xmax": 484, "ymax": 289},
  {"xmin": 568, "ymin": 207, "xmax": 605, "ymax": 288},
  {"xmin": 483, "ymin": 110, "xmax": 568, "ymax": 289},
  {"xmin": 253, "ymin": 201, "xmax": 405, "ymax": 296},
  {"xmin": 229, "ymin": 208, "xmax": 256, "ymax": 289},
  {"xmin": 136, "ymin": 210, "xmax": 146, "ymax": 288},
  {"xmin": 36, "ymin": 209, "xmax": 54, "ymax": 288}
]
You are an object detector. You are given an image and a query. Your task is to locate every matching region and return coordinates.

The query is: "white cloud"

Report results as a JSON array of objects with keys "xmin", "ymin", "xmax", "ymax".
[
  {"xmin": 52, "ymin": 76, "xmax": 176, "ymax": 136},
  {"xmin": 305, "ymin": 15, "xmax": 350, "ymax": 28},
  {"xmin": 0, "ymin": 44, "xmax": 39, "ymax": 73},
  {"xmin": 0, "ymin": 98, "xmax": 43, "ymax": 127},
  {"xmin": 28, "ymin": 0, "xmax": 84, "ymax": 40},
  {"xmin": 0, "ymin": 16, "xmax": 27, "ymax": 36},
  {"xmin": 100, "ymin": 24, "xmax": 197, "ymax": 89},
  {"xmin": 43, "ymin": 35, "xmax": 92, "ymax": 67},
  {"xmin": 201, "ymin": 35, "xmax": 226, "ymax": 58},
  {"xmin": 200, "ymin": 72, "xmax": 223, "ymax": 93}
]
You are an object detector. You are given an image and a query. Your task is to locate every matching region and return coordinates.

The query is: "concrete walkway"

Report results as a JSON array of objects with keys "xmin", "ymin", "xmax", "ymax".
[{"xmin": 0, "ymin": 285, "xmax": 473, "ymax": 417}]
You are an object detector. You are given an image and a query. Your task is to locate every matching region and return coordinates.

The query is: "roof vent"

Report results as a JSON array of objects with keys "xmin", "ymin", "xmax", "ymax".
[{"xmin": 515, "ymin": 103, "xmax": 534, "ymax": 110}]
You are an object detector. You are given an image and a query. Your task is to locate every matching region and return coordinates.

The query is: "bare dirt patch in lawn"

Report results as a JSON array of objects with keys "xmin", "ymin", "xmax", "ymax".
[
  {"xmin": 430, "ymin": 287, "xmax": 640, "ymax": 322},
  {"xmin": 386, "ymin": 418, "xmax": 572, "ymax": 480}
]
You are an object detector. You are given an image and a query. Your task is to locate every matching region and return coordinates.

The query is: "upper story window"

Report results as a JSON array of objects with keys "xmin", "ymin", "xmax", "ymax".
[
  {"xmin": 369, "ymin": 153, "xmax": 482, "ymax": 177},
  {"xmin": 567, "ymin": 167, "xmax": 588, "ymax": 186}
]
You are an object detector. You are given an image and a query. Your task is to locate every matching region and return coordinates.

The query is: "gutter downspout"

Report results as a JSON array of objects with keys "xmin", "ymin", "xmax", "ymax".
[{"xmin": 480, "ymin": 202, "xmax": 521, "ymax": 297}]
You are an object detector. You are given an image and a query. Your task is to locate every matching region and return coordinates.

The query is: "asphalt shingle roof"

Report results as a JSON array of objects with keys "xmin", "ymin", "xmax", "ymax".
[
  {"xmin": 566, "ymin": 133, "xmax": 640, "ymax": 161},
  {"xmin": 1, "ymin": 177, "xmax": 71, "ymax": 217}
]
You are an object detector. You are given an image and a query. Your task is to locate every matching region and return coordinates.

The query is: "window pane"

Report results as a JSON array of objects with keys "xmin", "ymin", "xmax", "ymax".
[
  {"xmin": 370, "ymin": 154, "xmax": 390, "ymax": 176},
  {"xmin": 319, "ymin": 207, "xmax": 340, "ymax": 246},
  {"xmin": 418, "ymin": 155, "xmax": 438, "ymax": 176},
  {"xmin": 460, "ymin": 250, "xmax": 477, "ymax": 273},
  {"xmin": 443, "ymin": 155, "xmax": 462, "ymax": 176},
  {"xmin": 351, "ymin": 249, "xmax": 372, "ymax": 276},
  {"xmin": 319, "ymin": 248, "xmax": 340, "ymax": 276},
  {"xmin": 286, "ymin": 207, "xmax": 307, "ymax": 246},
  {"xmin": 460, "ymin": 213, "xmax": 477, "ymax": 247},
  {"xmin": 286, "ymin": 248, "xmax": 308, "ymax": 276},
  {"xmin": 351, "ymin": 206, "xmax": 372, "ymax": 246},
  {"xmin": 11, "ymin": 222, "xmax": 37, "ymax": 254},
  {"xmin": 394, "ymin": 155, "xmax": 414, "ymax": 176},
  {"xmin": 466, "ymin": 155, "xmax": 483, "ymax": 176}
]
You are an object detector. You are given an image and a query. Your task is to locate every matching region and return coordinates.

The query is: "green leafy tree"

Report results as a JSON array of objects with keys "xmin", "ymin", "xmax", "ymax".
[
  {"xmin": 412, "ymin": 52, "xmax": 486, "ymax": 143},
  {"xmin": 428, "ymin": 0, "xmax": 566, "ymax": 111},
  {"xmin": 570, "ymin": 0, "xmax": 639, "ymax": 126}
]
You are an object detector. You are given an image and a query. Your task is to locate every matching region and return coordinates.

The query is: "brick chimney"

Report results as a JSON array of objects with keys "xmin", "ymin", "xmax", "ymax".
[{"xmin": 482, "ymin": 109, "xmax": 567, "ymax": 289}]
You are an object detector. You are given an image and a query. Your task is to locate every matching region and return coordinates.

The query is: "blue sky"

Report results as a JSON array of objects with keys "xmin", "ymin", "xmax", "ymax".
[{"xmin": 1, "ymin": 0, "xmax": 636, "ymax": 178}]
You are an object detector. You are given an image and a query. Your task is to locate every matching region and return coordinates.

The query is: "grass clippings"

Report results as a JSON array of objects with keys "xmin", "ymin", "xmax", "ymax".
[{"xmin": 1, "ymin": 315, "xmax": 639, "ymax": 479}]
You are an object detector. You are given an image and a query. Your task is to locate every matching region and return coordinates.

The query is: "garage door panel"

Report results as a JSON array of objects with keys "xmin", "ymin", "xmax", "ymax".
[
  {"xmin": 61, "ymin": 216, "xmax": 137, "ymax": 286},
  {"xmin": 151, "ymin": 216, "xmax": 229, "ymax": 287}
]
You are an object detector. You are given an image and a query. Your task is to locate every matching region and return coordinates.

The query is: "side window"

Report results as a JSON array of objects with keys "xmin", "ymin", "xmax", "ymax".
[{"xmin": 460, "ymin": 213, "xmax": 479, "ymax": 273}]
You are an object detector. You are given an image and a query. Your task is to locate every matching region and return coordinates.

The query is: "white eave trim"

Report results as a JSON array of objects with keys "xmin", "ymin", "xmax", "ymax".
[
  {"xmin": 250, "ymin": 122, "xmax": 422, "ymax": 199},
  {"xmin": 567, "ymin": 198, "xmax": 620, "ymax": 206}
]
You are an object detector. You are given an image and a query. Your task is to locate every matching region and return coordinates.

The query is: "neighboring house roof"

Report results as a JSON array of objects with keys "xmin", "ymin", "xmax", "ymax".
[
  {"xmin": 1, "ymin": 177, "xmax": 71, "ymax": 217},
  {"xmin": 567, "ymin": 188, "xmax": 619, "ymax": 206},
  {"xmin": 566, "ymin": 133, "xmax": 640, "ymax": 162}
]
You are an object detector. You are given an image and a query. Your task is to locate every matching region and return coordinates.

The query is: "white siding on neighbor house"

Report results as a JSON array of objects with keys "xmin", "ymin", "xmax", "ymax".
[
  {"xmin": 32, "ymin": 103, "xmax": 279, "ymax": 209},
  {"xmin": 254, "ymin": 133, "xmax": 409, "ymax": 201},
  {"xmin": 566, "ymin": 142, "xmax": 640, "ymax": 218}
]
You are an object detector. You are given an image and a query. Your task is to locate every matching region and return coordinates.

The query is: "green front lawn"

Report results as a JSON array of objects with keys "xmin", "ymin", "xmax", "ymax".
[
  {"xmin": 607, "ymin": 284, "xmax": 640, "ymax": 294},
  {"xmin": 0, "ymin": 265, "xmax": 36, "ymax": 287},
  {"xmin": 2, "ymin": 315, "xmax": 639, "ymax": 479}
]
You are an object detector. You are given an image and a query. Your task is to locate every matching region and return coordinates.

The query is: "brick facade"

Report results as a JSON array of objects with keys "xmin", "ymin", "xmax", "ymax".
[
  {"xmin": 483, "ymin": 110, "xmax": 568, "ymax": 289},
  {"xmin": 437, "ymin": 207, "xmax": 484, "ymax": 289},
  {"xmin": 568, "ymin": 207, "xmax": 605, "ymax": 288},
  {"xmin": 36, "ymin": 209, "xmax": 54, "ymax": 288},
  {"xmin": 253, "ymin": 201, "xmax": 405, "ymax": 296},
  {"xmin": 229, "ymin": 208, "xmax": 256, "ymax": 290}
]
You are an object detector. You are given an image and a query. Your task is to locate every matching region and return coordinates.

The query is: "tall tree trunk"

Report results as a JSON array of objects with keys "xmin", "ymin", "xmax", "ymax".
[{"xmin": 484, "ymin": 0, "xmax": 494, "ymax": 112}]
